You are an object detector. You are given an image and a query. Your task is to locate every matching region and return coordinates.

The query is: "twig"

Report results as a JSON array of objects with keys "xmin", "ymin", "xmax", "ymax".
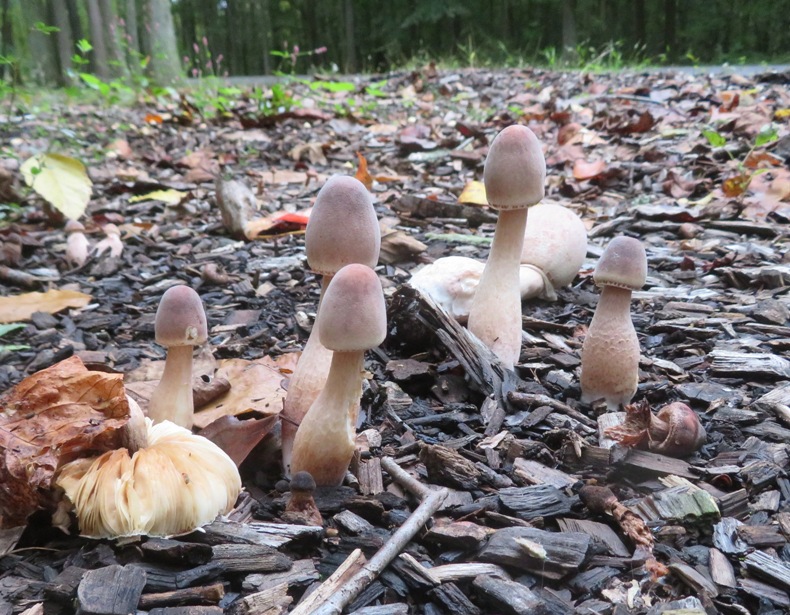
[
  {"xmin": 307, "ymin": 457, "xmax": 447, "ymax": 615},
  {"xmin": 507, "ymin": 390, "xmax": 596, "ymax": 427},
  {"xmin": 0, "ymin": 265, "xmax": 40, "ymax": 288}
]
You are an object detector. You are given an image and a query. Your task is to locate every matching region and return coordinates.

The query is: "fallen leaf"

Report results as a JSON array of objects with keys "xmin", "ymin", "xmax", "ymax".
[
  {"xmin": 193, "ymin": 353, "xmax": 300, "ymax": 429},
  {"xmin": 129, "ymin": 189, "xmax": 190, "ymax": 206},
  {"xmin": 0, "ymin": 356, "xmax": 129, "ymax": 527},
  {"xmin": 245, "ymin": 210, "xmax": 311, "ymax": 238},
  {"xmin": 573, "ymin": 159, "xmax": 607, "ymax": 181},
  {"xmin": 144, "ymin": 113, "xmax": 163, "ymax": 124},
  {"xmin": 722, "ymin": 173, "xmax": 751, "ymax": 198},
  {"xmin": 0, "ymin": 289, "xmax": 92, "ymax": 324},
  {"xmin": 20, "ymin": 153, "xmax": 92, "ymax": 220},
  {"xmin": 199, "ymin": 415, "xmax": 279, "ymax": 466},
  {"xmin": 355, "ymin": 152, "xmax": 373, "ymax": 190},
  {"xmin": 457, "ymin": 180, "xmax": 488, "ymax": 206}
]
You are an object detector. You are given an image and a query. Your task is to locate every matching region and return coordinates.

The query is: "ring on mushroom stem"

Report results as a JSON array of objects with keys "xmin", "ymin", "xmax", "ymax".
[
  {"xmin": 148, "ymin": 285, "xmax": 208, "ymax": 429},
  {"xmin": 290, "ymin": 263, "xmax": 386, "ymax": 487},
  {"xmin": 467, "ymin": 124, "xmax": 546, "ymax": 369},
  {"xmin": 280, "ymin": 175, "xmax": 381, "ymax": 478},
  {"xmin": 580, "ymin": 236, "xmax": 647, "ymax": 411}
]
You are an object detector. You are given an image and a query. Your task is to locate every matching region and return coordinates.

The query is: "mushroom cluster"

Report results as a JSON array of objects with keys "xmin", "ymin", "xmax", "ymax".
[
  {"xmin": 280, "ymin": 175, "xmax": 380, "ymax": 477},
  {"xmin": 409, "ymin": 202, "xmax": 587, "ymax": 320}
]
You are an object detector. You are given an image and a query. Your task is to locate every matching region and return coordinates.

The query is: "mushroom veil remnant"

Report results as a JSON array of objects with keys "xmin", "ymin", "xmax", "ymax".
[
  {"xmin": 580, "ymin": 236, "xmax": 647, "ymax": 410},
  {"xmin": 281, "ymin": 175, "xmax": 380, "ymax": 477},
  {"xmin": 147, "ymin": 285, "xmax": 208, "ymax": 429},
  {"xmin": 290, "ymin": 263, "xmax": 386, "ymax": 487},
  {"xmin": 467, "ymin": 124, "xmax": 546, "ymax": 369}
]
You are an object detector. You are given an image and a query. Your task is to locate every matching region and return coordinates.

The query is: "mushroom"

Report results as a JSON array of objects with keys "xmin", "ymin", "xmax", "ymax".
[
  {"xmin": 290, "ymin": 263, "xmax": 386, "ymax": 486},
  {"xmin": 94, "ymin": 224, "xmax": 123, "ymax": 258},
  {"xmin": 56, "ymin": 396, "xmax": 242, "ymax": 538},
  {"xmin": 281, "ymin": 175, "xmax": 380, "ymax": 477},
  {"xmin": 467, "ymin": 124, "xmax": 546, "ymax": 368},
  {"xmin": 282, "ymin": 470, "xmax": 322, "ymax": 526},
  {"xmin": 409, "ymin": 203, "xmax": 587, "ymax": 319},
  {"xmin": 147, "ymin": 285, "xmax": 208, "ymax": 429},
  {"xmin": 604, "ymin": 400, "xmax": 706, "ymax": 457},
  {"xmin": 64, "ymin": 220, "xmax": 90, "ymax": 267},
  {"xmin": 580, "ymin": 236, "xmax": 647, "ymax": 410}
]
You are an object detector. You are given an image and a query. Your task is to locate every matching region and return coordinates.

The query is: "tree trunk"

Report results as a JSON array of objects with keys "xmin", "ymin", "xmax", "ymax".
[
  {"xmin": 125, "ymin": 0, "xmax": 141, "ymax": 66},
  {"xmin": 144, "ymin": 0, "xmax": 183, "ymax": 84},
  {"xmin": 86, "ymin": 0, "xmax": 110, "ymax": 79},
  {"xmin": 261, "ymin": 0, "xmax": 272, "ymax": 74},
  {"xmin": 343, "ymin": 0, "xmax": 355, "ymax": 73},
  {"xmin": 634, "ymin": 0, "xmax": 646, "ymax": 49},
  {"xmin": 21, "ymin": 0, "xmax": 60, "ymax": 84},
  {"xmin": 561, "ymin": 0, "xmax": 577, "ymax": 65},
  {"xmin": 66, "ymin": 0, "xmax": 83, "ymax": 42},
  {"xmin": 1, "ymin": 0, "xmax": 12, "ymax": 80},
  {"xmin": 99, "ymin": 0, "xmax": 130, "ymax": 78},
  {"xmin": 51, "ymin": 0, "xmax": 74, "ymax": 84},
  {"xmin": 664, "ymin": 0, "xmax": 677, "ymax": 61}
]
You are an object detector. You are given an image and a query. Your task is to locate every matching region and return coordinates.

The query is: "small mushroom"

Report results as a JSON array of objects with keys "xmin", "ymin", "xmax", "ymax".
[
  {"xmin": 94, "ymin": 224, "xmax": 123, "ymax": 258},
  {"xmin": 148, "ymin": 286, "xmax": 208, "ymax": 429},
  {"xmin": 56, "ymin": 396, "xmax": 241, "ymax": 538},
  {"xmin": 290, "ymin": 264, "xmax": 386, "ymax": 486},
  {"xmin": 605, "ymin": 400, "xmax": 706, "ymax": 457},
  {"xmin": 580, "ymin": 236, "xmax": 646, "ymax": 410},
  {"xmin": 64, "ymin": 220, "xmax": 90, "ymax": 267},
  {"xmin": 409, "ymin": 203, "xmax": 587, "ymax": 319},
  {"xmin": 282, "ymin": 470, "xmax": 322, "ymax": 526},
  {"xmin": 281, "ymin": 175, "xmax": 380, "ymax": 477},
  {"xmin": 467, "ymin": 124, "xmax": 546, "ymax": 368}
]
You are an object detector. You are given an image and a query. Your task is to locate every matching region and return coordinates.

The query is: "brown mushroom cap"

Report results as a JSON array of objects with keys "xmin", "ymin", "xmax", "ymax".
[
  {"xmin": 290, "ymin": 470, "xmax": 316, "ymax": 493},
  {"xmin": 155, "ymin": 286, "xmax": 208, "ymax": 347},
  {"xmin": 594, "ymin": 236, "xmax": 647, "ymax": 290},
  {"xmin": 483, "ymin": 124, "xmax": 546, "ymax": 210},
  {"xmin": 317, "ymin": 264, "xmax": 386, "ymax": 352},
  {"xmin": 305, "ymin": 175, "xmax": 380, "ymax": 276}
]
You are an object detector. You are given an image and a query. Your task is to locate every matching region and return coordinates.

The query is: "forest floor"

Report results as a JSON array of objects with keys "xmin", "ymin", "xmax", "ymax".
[{"xmin": 1, "ymin": 66, "xmax": 790, "ymax": 614}]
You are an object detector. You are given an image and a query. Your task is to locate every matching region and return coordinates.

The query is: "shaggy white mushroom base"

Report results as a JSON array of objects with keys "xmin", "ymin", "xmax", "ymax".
[{"xmin": 56, "ymin": 417, "xmax": 241, "ymax": 539}]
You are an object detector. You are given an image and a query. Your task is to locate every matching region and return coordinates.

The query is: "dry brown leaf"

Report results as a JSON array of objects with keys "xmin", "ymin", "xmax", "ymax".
[
  {"xmin": 355, "ymin": 152, "xmax": 373, "ymax": 190},
  {"xmin": 199, "ymin": 414, "xmax": 279, "ymax": 466},
  {"xmin": 457, "ymin": 180, "xmax": 488, "ymax": 206},
  {"xmin": 0, "ymin": 289, "xmax": 92, "ymax": 324},
  {"xmin": 0, "ymin": 356, "xmax": 129, "ymax": 527},
  {"xmin": 193, "ymin": 353, "xmax": 300, "ymax": 429},
  {"xmin": 573, "ymin": 159, "xmax": 607, "ymax": 181}
]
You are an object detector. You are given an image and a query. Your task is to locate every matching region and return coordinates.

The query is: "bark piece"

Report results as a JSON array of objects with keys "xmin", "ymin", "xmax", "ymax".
[
  {"xmin": 428, "ymin": 582, "xmax": 480, "ymax": 615},
  {"xmin": 227, "ymin": 582, "xmax": 292, "ymax": 615},
  {"xmin": 44, "ymin": 566, "xmax": 88, "ymax": 604},
  {"xmin": 471, "ymin": 575, "xmax": 541, "ymax": 615},
  {"xmin": 478, "ymin": 526, "xmax": 590, "ymax": 580},
  {"xmin": 709, "ymin": 349, "xmax": 790, "ymax": 378},
  {"xmin": 139, "ymin": 584, "xmax": 224, "ymax": 610},
  {"xmin": 708, "ymin": 547, "xmax": 736, "ymax": 588},
  {"xmin": 210, "ymin": 544, "xmax": 292, "ymax": 573},
  {"xmin": 191, "ymin": 520, "xmax": 323, "ymax": 549},
  {"xmin": 631, "ymin": 483, "xmax": 720, "ymax": 526},
  {"xmin": 512, "ymin": 458, "xmax": 577, "ymax": 489},
  {"xmin": 77, "ymin": 565, "xmax": 147, "ymax": 615},
  {"xmin": 141, "ymin": 538, "xmax": 213, "ymax": 566},
  {"xmin": 669, "ymin": 562, "xmax": 718, "ymax": 598},
  {"xmin": 242, "ymin": 559, "xmax": 319, "ymax": 593},
  {"xmin": 423, "ymin": 519, "xmax": 494, "ymax": 550},
  {"xmin": 556, "ymin": 518, "xmax": 630, "ymax": 557},
  {"xmin": 498, "ymin": 484, "xmax": 576, "ymax": 520}
]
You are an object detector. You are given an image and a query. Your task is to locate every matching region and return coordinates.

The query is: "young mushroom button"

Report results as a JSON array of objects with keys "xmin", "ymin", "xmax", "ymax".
[
  {"xmin": 290, "ymin": 263, "xmax": 386, "ymax": 487},
  {"xmin": 468, "ymin": 124, "xmax": 546, "ymax": 369},
  {"xmin": 148, "ymin": 285, "xmax": 208, "ymax": 429},
  {"xmin": 580, "ymin": 236, "xmax": 647, "ymax": 411}
]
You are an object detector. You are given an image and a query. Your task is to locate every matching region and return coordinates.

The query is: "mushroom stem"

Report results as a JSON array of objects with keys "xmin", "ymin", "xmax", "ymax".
[
  {"xmin": 518, "ymin": 264, "xmax": 550, "ymax": 301},
  {"xmin": 468, "ymin": 208, "xmax": 528, "ymax": 369},
  {"xmin": 148, "ymin": 345, "xmax": 195, "ymax": 429},
  {"xmin": 580, "ymin": 285, "xmax": 640, "ymax": 410},
  {"xmin": 291, "ymin": 350, "xmax": 364, "ymax": 487},
  {"xmin": 281, "ymin": 275, "xmax": 335, "ymax": 477}
]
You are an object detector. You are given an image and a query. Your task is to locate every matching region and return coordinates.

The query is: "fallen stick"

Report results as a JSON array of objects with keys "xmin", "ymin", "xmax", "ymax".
[
  {"xmin": 507, "ymin": 390, "xmax": 597, "ymax": 428},
  {"xmin": 308, "ymin": 458, "xmax": 447, "ymax": 615}
]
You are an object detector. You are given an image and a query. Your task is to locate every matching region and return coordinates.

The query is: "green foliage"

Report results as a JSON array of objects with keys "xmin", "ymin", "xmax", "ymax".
[
  {"xmin": 33, "ymin": 22, "xmax": 59, "ymax": 35},
  {"xmin": 0, "ymin": 324, "xmax": 29, "ymax": 352}
]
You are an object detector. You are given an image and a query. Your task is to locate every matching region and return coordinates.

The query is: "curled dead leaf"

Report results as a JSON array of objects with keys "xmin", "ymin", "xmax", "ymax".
[
  {"xmin": 0, "ymin": 289, "xmax": 92, "ymax": 324},
  {"xmin": 0, "ymin": 356, "xmax": 129, "ymax": 527},
  {"xmin": 572, "ymin": 159, "xmax": 607, "ymax": 181}
]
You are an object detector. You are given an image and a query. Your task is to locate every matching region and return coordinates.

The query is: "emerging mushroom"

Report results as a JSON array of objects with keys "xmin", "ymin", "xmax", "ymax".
[
  {"xmin": 580, "ymin": 236, "xmax": 647, "ymax": 410},
  {"xmin": 290, "ymin": 263, "xmax": 386, "ymax": 487},
  {"xmin": 56, "ymin": 396, "xmax": 241, "ymax": 539},
  {"xmin": 467, "ymin": 124, "xmax": 546, "ymax": 368},
  {"xmin": 281, "ymin": 175, "xmax": 380, "ymax": 477},
  {"xmin": 94, "ymin": 224, "xmax": 123, "ymax": 258},
  {"xmin": 148, "ymin": 285, "xmax": 208, "ymax": 429},
  {"xmin": 64, "ymin": 220, "xmax": 90, "ymax": 267},
  {"xmin": 605, "ymin": 400, "xmax": 706, "ymax": 457},
  {"xmin": 282, "ymin": 470, "xmax": 322, "ymax": 526},
  {"xmin": 410, "ymin": 203, "xmax": 587, "ymax": 319}
]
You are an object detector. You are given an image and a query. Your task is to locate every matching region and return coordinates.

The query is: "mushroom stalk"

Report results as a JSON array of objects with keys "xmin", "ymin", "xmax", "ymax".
[
  {"xmin": 290, "ymin": 351, "xmax": 364, "ymax": 487},
  {"xmin": 468, "ymin": 208, "xmax": 528, "ymax": 369},
  {"xmin": 519, "ymin": 264, "xmax": 550, "ymax": 301},
  {"xmin": 281, "ymin": 275, "xmax": 335, "ymax": 476},
  {"xmin": 580, "ymin": 285, "xmax": 639, "ymax": 410},
  {"xmin": 149, "ymin": 345, "xmax": 195, "ymax": 429}
]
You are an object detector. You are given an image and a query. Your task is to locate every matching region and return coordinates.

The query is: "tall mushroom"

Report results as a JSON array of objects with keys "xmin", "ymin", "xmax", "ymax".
[
  {"xmin": 148, "ymin": 285, "xmax": 208, "ymax": 429},
  {"xmin": 56, "ymin": 396, "xmax": 242, "ymax": 538},
  {"xmin": 410, "ymin": 202, "xmax": 587, "ymax": 319},
  {"xmin": 290, "ymin": 263, "xmax": 386, "ymax": 487},
  {"xmin": 580, "ymin": 236, "xmax": 647, "ymax": 410},
  {"xmin": 467, "ymin": 124, "xmax": 546, "ymax": 368},
  {"xmin": 281, "ymin": 175, "xmax": 380, "ymax": 477}
]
